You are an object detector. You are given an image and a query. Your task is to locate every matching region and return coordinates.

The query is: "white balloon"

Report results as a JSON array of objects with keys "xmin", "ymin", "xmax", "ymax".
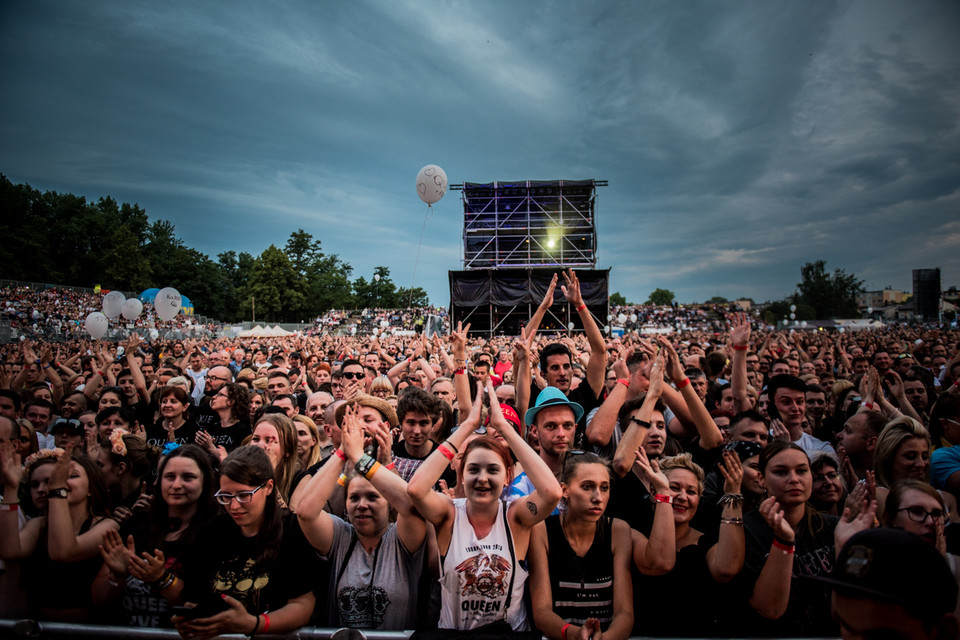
[
  {"xmin": 121, "ymin": 298, "xmax": 143, "ymax": 320},
  {"xmin": 617, "ymin": 313, "xmax": 627, "ymax": 323},
  {"xmin": 102, "ymin": 291, "xmax": 125, "ymax": 319},
  {"xmin": 604, "ymin": 325, "xmax": 610, "ymax": 333},
  {"xmin": 85, "ymin": 312, "xmax": 109, "ymax": 339},
  {"xmin": 629, "ymin": 314, "xmax": 638, "ymax": 323},
  {"xmin": 155, "ymin": 287, "xmax": 182, "ymax": 322},
  {"xmin": 415, "ymin": 164, "xmax": 448, "ymax": 205},
  {"xmin": 790, "ymin": 304, "xmax": 797, "ymax": 312},
  {"xmin": 350, "ymin": 326, "xmax": 357, "ymax": 335},
  {"xmin": 568, "ymin": 322, "xmax": 575, "ymax": 330}
]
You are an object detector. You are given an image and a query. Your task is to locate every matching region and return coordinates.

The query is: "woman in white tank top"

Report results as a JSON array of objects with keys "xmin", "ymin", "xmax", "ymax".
[{"xmin": 408, "ymin": 380, "xmax": 561, "ymax": 633}]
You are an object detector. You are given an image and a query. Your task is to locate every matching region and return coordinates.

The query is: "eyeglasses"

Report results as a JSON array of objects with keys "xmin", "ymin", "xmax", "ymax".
[
  {"xmin": 812, "ymin": 471, "xmax": 840, "ymax": 484},
  {"xmin": 944, "ymin": 418, "xmax": 960, "ymax": 429},
  {"xmin": 896, "ymin": 506, "xmax": 944, "ymax": 523},
  {"xmin": 214, "ymin": 484, "xmax": 266, "ymax": 505},
  {"xmin": 342, "ymin": 372, "xmax": 364, "ymax": 380},
  {"xmin": 206, "ymin": 374, "xmax": 229, "ymax": 382}
]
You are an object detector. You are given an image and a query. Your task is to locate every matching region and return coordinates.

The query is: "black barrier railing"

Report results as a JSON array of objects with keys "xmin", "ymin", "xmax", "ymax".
[
  {"xmin": 0, "ymin": 620, "xmax": 839, "ymax": 640},
  {"xmin": 0, "ymin": 619, "xmax": 415, "ymax": 639}
]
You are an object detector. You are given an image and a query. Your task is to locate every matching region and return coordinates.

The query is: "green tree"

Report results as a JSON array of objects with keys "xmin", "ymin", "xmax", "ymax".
[
  {"xmin": 245, "ymin": 245, "xmax": 305, "ymax": 322},
  {"xmin": 646, "ymin": 288, "xmax": 676, "ymax": 306},
  {"xmin": 609, "ymin": 291, "xmax": 627, "ymax": 306},
  {"xmin": 396, "ymin": 286, "xmax": 430, "ymax": 307},
  {"xmin": 796, "ymin": 260, "xmax": 864, "ymax": 319},
  {"xmin": 707, "ymin": 295, "xmax": 729, "ymax": 304}
]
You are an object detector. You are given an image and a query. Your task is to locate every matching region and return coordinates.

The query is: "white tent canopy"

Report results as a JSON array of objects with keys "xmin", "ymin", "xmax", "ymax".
[{"xmin": 237, "ymin": 324, "xmax": 298, "ymax": 337}]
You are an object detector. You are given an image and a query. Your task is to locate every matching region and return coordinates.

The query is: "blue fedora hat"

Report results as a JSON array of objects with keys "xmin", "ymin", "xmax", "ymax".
[{"xmin": 524, "ymin": 386, "xmax": 584, "ymax": 426}]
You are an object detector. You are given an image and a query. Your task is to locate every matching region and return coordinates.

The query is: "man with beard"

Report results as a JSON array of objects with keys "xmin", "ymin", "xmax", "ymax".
[
  {"xmin": 524, "ymin": 270, "xmax": 607, "ymax": 446},
  {"xmin": 509, "ymin": 387, "xmax": 584, "ymax": 517}
]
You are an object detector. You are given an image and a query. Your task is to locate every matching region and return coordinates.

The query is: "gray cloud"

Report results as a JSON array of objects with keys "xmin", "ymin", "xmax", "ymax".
[{"xmin": 1, "ymin": 0, "xmax": 956, "ymax": 308}]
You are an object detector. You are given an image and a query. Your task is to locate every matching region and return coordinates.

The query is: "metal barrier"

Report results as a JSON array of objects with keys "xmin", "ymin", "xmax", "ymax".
[{"xmin": 0, "ymin": 619, "xmax": 415, "ymax": 639}]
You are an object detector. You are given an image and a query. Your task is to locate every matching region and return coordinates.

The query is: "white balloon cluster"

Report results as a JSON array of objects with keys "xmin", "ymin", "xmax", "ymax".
[{"xmin": 85, "ymin": 286, "xmax": 181, "ymax": 339}]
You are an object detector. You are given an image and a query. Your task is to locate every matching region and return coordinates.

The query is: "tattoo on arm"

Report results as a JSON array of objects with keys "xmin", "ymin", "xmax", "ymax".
[{"xmin": 526, "ymin": 501, "xmax": 538, "ymax": 516}]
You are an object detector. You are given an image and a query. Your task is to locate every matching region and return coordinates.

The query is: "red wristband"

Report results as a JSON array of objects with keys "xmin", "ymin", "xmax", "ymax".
[
  {"xmin": 616, "ymin": 379, "xmax": 629, "ymax": 388},
  {"xmin": 733, "ymin": 345, "xmax": 748, "ymax": 351},
  {"xmin": 437, "ymin": 444, "xmax": 456, "ymax": 461},
  {"xmin": 262, "ymin": 613, "xmax": 270, "ymax": 633},
  {"xmin": 561, "ymin": 623, "xmax": 572, "ymax": 640},
  {"xmin": 772, "ymin": 539, "xmax": 795, "ymax": 553},
  {"xmin": 385, "ymin": 461, "xmax": 396, "ymax": 471},
  {"xmin": 576, "ymin": 303, "xmax": 586, "ymax": 312},
  {"xmin": 454, "ymin": 367, "xmax": 466, "ymax": 375},
  {"xmin": 653, "ymin": 493, "xmax": 673, "ymax": 504},
  {"xmin": 333, "ymin": 448, "xmax": 346, "ymax": 461},
  {"xmin": 676, "ymin": 377, "xmax": 691, "ymax": 389}
]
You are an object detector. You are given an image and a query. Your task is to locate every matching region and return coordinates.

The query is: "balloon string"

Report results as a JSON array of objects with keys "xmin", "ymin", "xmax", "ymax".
[{"xmin": 410, "ymin": 207, "xmax": 430, "ymax": 307}]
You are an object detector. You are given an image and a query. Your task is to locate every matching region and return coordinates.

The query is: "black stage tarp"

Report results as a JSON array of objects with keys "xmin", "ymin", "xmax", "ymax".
[{"xmin": 449, "ymin": 268, "xmax": 609, "ymax": 337}]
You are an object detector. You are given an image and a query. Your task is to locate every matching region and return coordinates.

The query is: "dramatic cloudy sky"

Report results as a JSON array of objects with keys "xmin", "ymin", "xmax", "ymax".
[{"xmin": 2, "ymin": 1, "xmax": 958, "ymax": 306}]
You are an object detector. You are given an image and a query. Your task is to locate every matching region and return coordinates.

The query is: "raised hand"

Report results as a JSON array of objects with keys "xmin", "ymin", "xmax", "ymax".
[
  {"xmin": 758, "ymin": 496, "xmax": 794, "ymax": 543},
  {"xmin": 539, "ymin": 273, "xmax": 558, "ymax": 309},
  {"xmin": 99, "ymin": 529, "xmax": 136, "ymax": 577},
  {"xmin": 340, "ymin": 403, "xmax": 365, "ymax": 463},
  {"xmin": 730, "ymin": 313, "xmax": 751, "ymax": 349},
  {"xmin": 561, "ymin": 269, "xmax": 583, "ymax": 307},
  {"xmin": 646, "ymin": 353, "xmax": 665, "ymax": 400},
  {"xmin": 128, "ymin": 548, "xmax": 167, "ymax": 584},
  {"xmin": 718, "ymin": 450, "xmax": 744, "ymax": 495},
  {"xmin": 634, "ymin": 447, "xmax": 670, "ymax": 495}
]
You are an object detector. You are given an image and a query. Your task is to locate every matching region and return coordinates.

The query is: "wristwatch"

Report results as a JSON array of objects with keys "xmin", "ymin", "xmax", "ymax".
[{"xmin": 47, "ymin": 488, "xmax": 69, "ymax": 499}]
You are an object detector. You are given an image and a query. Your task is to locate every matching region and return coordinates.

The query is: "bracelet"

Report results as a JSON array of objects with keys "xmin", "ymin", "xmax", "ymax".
[
  {"xmin": 155, "ymin": 571, "xmax": 175, "ymax": 591},
  {"xmin": 355, "ymin": 453, "xmax": 377, "ymax": 477},
  {"xmin": 444, "ymin": 440, "xmax": 459, "ymax": 453},
  {"xmin": 98, "ymin": 370, "xmax": 105, "ymax": 377},
  {"xmin": 248, "ymin": 614, "xmax": 261, "ymax": 637},
  {"xmin": 772, "ymin": 538, "xmax": 795, "ymax": 553},
  {"xmin": 364, "ymin": 461, "xmax": 382, "ymax": 480},
  {"xmin": 437, "ymin": 444, "xmax": 456, "ymax": 461},
  {"xmin": 262, "ymin": 613, "xmax": 271, "ymax": 633},
  {"xmin": 576, "ymin": 303, "xmax": 586, "ymax": 312},
  {"xmin": 718, "ymin": 492, "xmax": 744, "ymax": 506},
  {"xmin": 675, "ymin": 377, "xmax": 691, "ymax": 389},
  {"xmin": 561, "ymin": 623, "xmax": 572, "ymax": 640},
  {"xmin": 0, "ymin": 503, "xmax": 19, "ymax": 512},
  {"xmin": 733, "ymin": 345, "xmax": 748, "ymax": 351},
  {"xmin": 160, "ymin": 576, "xmax": 178, "ymax": 592},
  {"xmin": 385, "ymin": 461, "xmax": 396, "ymax": 471},
  {"xmin": 652, "ymin": 493, "xmax": 673, "ymax": 504},
  {"xmin": 861, "ymin": 401, "xmax": 876, "ymax": 411},
  {"xmin": 616, "ymin": 379, "xmax": 629, "ymax": 388},
  {"xmin": 333, "ymin": 448, "xmax": 346, "ymax": 461},
  {"xmin": 337, "ymin": 473, "xmax": 347, "ymax": 487},
  {"xmin": 720, "ymin": 517, "xmax": 744, "ymax": 525},
  {"xmin": 454, "ymin": 367, "xmax": 466, "ymax": 375}
]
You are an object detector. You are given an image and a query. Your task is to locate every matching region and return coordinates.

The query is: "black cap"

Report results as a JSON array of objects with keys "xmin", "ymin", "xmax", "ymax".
[{"xmin": 814, "ymin": 528, "xmax": 957, "ymax": 616}]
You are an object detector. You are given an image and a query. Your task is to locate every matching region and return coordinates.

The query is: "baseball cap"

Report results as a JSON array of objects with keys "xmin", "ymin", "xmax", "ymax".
[{"xmin": 813, "ymin": 528, "xmax": 957, "ymax": 617}]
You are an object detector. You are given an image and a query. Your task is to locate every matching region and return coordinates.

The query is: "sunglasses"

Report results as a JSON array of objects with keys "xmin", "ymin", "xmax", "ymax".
[{"xmin": 341, "ymin": 372, "xmax": 364, "ymax": 380}]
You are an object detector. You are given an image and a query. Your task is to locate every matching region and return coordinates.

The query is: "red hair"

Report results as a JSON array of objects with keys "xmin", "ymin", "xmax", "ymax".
[{"xmin": 461, "ymin": 436, "xmax": 514, "ymax": 483}]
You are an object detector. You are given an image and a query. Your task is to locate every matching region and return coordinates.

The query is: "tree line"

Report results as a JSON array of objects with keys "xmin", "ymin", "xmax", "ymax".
[
  {"xmin": 608, "ymin": 261, "xmax": 863, "ymax": 321},
  {"xmin": 0, "ymin": 175, "xmax": 429, "ymax": 322}
]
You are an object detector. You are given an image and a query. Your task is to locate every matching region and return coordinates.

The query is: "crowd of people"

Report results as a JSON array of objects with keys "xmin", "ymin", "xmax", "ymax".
[
  {"xmin": 1, "ymin": 287, "xmax": 216, "ymax": 343},
  {"xmin": 0, "ymin": 271, "xmax": 959, "ymax": 639}
]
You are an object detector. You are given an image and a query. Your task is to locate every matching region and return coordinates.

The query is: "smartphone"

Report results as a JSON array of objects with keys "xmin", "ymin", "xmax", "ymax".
[
  {"xmin": 767, "ymin": 403, "xmax": 782, "ymax": 423},
  {"xmin": 172, "ymin": 595, "xmax": 229, "ymax": 620}
]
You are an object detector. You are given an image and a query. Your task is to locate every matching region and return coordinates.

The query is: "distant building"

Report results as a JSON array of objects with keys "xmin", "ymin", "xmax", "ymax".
[{"xmin": 858, "ymin": 288, "xmax": 905, "ymax": 309}]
